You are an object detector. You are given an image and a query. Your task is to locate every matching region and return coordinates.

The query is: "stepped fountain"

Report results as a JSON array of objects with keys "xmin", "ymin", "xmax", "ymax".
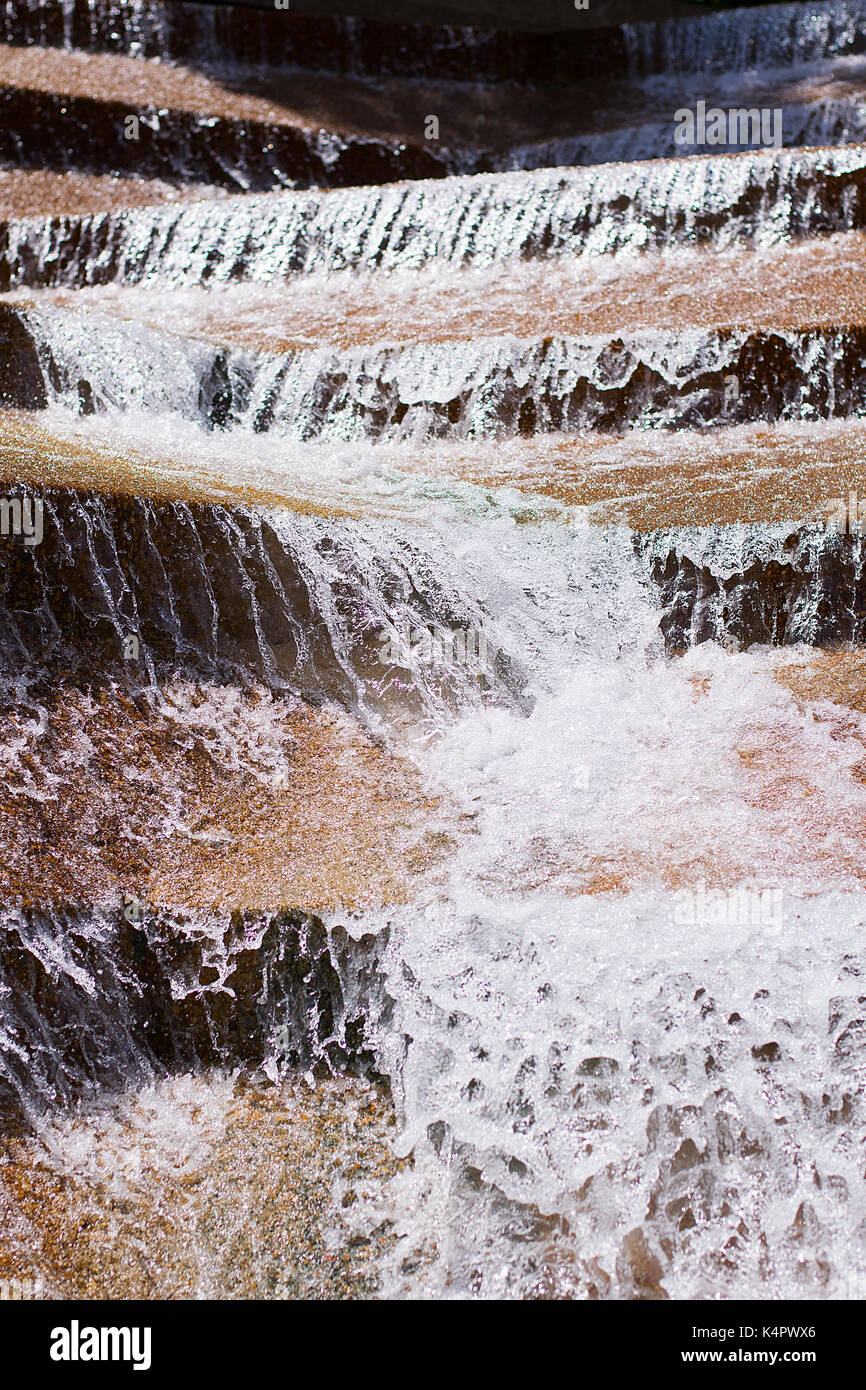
[{"xmin": 1, "ymin": 0, "xmax": 866, "ymax": 1304}]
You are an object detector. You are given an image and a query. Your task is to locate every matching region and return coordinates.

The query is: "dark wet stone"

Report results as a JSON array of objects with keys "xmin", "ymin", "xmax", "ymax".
[
  {"xmin": 0, "ymin": 904, "xmax": 391, "ymax": 1123},
  {"xmin": 644, "ymin": 525, "xmax": 866, "ymax": 656}
]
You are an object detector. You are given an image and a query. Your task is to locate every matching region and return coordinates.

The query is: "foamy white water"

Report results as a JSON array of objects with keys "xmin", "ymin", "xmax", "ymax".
[{"xmin": 336, "ymin": 530, "xmax": 866, "ymax": 1298}]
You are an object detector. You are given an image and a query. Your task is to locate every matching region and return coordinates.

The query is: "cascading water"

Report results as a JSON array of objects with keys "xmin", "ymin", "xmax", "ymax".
[
  {"xmin": 2, "ymin": 141, "xmax": 865, "ymax": 293},
  {"xmin": 4, "ymin": 0, "xmax": 866, "ymax": 1307},
  {"xmin": 361, "ymin": 544, "xmax": 866, "ymax": 1297},
  {"xmin": 624, "ymin": 0, "xmax": 866, "ymax": 78}
]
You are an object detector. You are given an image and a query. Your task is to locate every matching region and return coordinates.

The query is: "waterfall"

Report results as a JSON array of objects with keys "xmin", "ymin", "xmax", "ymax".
[
  {"xmin": 625, "ymin": 0, "xmax": 866, "ymax": 77},
  {"xmin": 10, "ymin": 304, "xmax": 866, "ymax": 440},
  {"xmin": 3, "ymin": 144, "xmax": 865, "ymax": 291},
  {"xmin": 3, "ymin": 1, "xmax": 866, "ymax": 84},
  {"xmin": 4, "ymin": 0, "xmax": 866, "ymax": 1308},
  {"xmin": 0, "ymin": 900, "xmax": 392, "ymax": 1128}
]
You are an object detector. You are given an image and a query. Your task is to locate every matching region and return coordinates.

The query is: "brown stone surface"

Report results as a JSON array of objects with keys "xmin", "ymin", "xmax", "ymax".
[
  {"xmin": 0, "ymin": 408, "xmax": 368, "ymax": 517},
  {"xmin": 775, "ymin": 648, "xmax": 866, "ymax": 719},
  {"xmin": 28, "ymin": 231, "xmax": 866, "ymax": 353},
  {"xmin": 0, "ymin": 46, "xmax": 330, "ymax": 130},
  {"xmin": 0, "ymin": 1074, "xmax": 411, "ymax": 1299},
  {"xmin": 1, "ymin": 39, "xmax": 857, "ymax": 158},
  {"xmin": 0, "ymin": 169, "xmax": 229, "ymax": 218},
  {"xmin": 6, "ymin": 408, "xmax": 866, "ymax": 532},
  {"xmin": 0, "ymin": 43, "xmax": 579, "ymax": 145},
  {"xmin": 389, "ymin": 419, "xmax": 866, "ymax": 530},
  {"xmin": 0, "ymin": 680, "xmax": 453, "ymax": 912}
]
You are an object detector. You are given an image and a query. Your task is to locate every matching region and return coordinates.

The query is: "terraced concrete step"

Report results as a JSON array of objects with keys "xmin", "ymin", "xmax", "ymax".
[
  {"xmin": 4, "ymin": 408, "xmax": 866, "ymax": 533},
  {"xmin": 0, "ymin": 464, "xmax": 510, "ymax": 731},
  {"xmin": 0, "ymin": 46, "xmax": 447, "ymax": 191},
  {"xmin": 0, "ymin": 406, "xmax": 375, "ymax": 516},
  {"xmin": 7, "ymin": 410, "xmax": 866, "ymax": 663},
  {"xmin": 0, "ymin": 168, "xmax": 230, "ymax": 217},
  {"xmin": 1, "ymin": 0, "xmax": 861, "ymax": 80},
  {"xmin": 0, "ymin": 0, "xmax": 714, "ymax": 82},
  {"xmin": 376, "ymin": 417, "xmax": 866, "ymax": 530},
  {"xmin": 0, "ymin": 43, "xmax": 592, "ymax": 174},
  {"xmin": 3, "ymin": 145, "xmax": 864, "ymax": 288},
  {"xmin": 5, "ymin": 299, "xmax": 866, "ymax": 439},
  {"xmin": 0, "ymin": 0, "xmax": 632, "ymax": 82},
  {"xmin": 26, "ymin": 230, "xmax": 866, "ymax": 351},
  {"xmin": 0, "ymin": 678, "xmax": 450, "ymax": 913},
  {"xmin": 3, "ymin": 35, "xmax": 866, "ymax": 190},
  {"xmin": 4, "ymin": 489, "xmax": 866, "ymax": 912}
]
